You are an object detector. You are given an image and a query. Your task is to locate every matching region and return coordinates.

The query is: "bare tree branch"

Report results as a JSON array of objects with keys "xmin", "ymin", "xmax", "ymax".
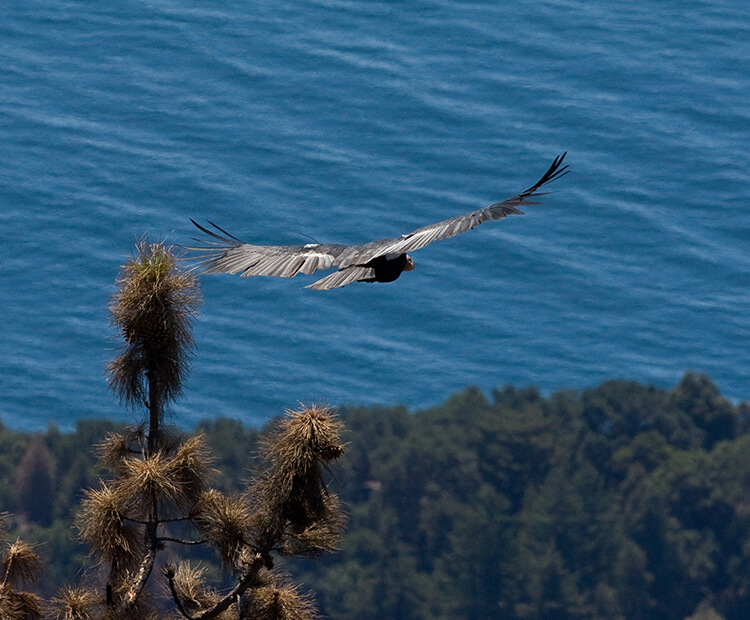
[
  {"xmin": 168, "ymin": 551, "xmax": 269, "ymax": 620},
  {"xmin": 158, "ymin": 537, "xmax": 208, "ymax": 546}
]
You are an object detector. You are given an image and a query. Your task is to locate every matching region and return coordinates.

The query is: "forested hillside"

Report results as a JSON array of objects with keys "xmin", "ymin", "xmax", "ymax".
[{"xmin": 3, "ymin": 373, "xmax": 750, "ymax": 619}]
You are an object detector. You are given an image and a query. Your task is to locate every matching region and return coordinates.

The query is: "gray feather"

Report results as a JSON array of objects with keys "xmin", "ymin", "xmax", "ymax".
[{"xmin": 305, "ymin": 266, "xmax": 376, "ymax": 290}]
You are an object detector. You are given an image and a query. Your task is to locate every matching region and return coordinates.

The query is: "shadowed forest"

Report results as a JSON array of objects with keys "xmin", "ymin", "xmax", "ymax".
[{"xmin": 3, "ymin": 372, "xmax": 750, "ymax": 619}]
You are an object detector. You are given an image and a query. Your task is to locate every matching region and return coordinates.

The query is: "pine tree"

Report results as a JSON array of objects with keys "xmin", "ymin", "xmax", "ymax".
[{"xmin": 53, "ymin": 240, "xmax": 346, "ymax": 619}]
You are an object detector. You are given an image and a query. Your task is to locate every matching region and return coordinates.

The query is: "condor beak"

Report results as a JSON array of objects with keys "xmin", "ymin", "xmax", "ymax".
[{"xmin": 404, "ymin": 255, "xmax": 414, "ymax": 271}]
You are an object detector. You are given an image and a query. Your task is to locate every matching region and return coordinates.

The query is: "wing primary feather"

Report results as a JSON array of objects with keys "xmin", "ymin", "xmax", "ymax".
[
  {"xmin": 189, "ymin": 219, "xmax": 241, "ymax": 244},
  {"xmin": 205, "ymin": 220, "xmax": 245, "ymax": 243}
]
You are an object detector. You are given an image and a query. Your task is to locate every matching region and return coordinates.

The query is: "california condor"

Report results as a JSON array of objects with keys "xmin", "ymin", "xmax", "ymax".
[{"xmin": 187, "ymin": 153, "xmax": 568, "ymax": 290}]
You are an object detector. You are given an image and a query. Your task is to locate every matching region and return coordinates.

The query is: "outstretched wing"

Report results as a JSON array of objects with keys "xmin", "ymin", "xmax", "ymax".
[
  {"xmin": 185, "ymin": 220, "xmax": 349, "ymax": 278},
  {"xmin": 333, "ymin": 152, "xmax": 568, "ymax": 268},
  {"xmin": 186, "ymin": 153, "xmax": 568, "ymax": 286}
]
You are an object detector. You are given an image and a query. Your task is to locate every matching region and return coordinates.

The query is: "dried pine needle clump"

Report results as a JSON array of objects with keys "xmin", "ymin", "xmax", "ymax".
[
  {"xmin": 95, "ymin": 426, "xmax": 148, "ymax": 474},
  {"xmin": 77, "ymin": 484, "xmax": 142, "ymax": 567},
  {"xmin": 79, "ymin": 432, "xmax": 215, "ymax": 561},
  {"xmin": 163, "ymin": 562, "xmax": 224, "ymax": 617},
  {"xmin": 248, "ymin": 406, "xmax": 346, "ymax": 555},
  {"xmin": 1, "ymin": 540, "xmax": 43, "ymax": 589},
  {"xmin": 0, "ymin": 539, "xmax": 44, "ymax": 620},
  {"xmin": 168, "ymin": 434, "xmax": 216, "ymax": 506},
  {"xmin": 50, "ymin": 585, "xmax": 99, "ymax": 620},
  {"xmin": 0, "ymin": 588, "xmax": 43, "ymax": 620},
  {"xmin": 239, "ymin": 576, "xmax": 320, "ymax": 620},
  {"xmin": 191, "ymin": 489, "xmax": 256, "ymax": 570},
  {"xmin": 277, "ymin": 493, "xmax": 346, "ymax": 557},
  {"xmin": 108, "ymin": 240, "xmax": 201, "ymax": 408}
]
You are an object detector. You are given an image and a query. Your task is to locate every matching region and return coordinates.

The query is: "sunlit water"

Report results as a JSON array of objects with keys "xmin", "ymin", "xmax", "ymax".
[{"xmin": 2, "ymin": 0, "xmax": 749, "ymax": 431}]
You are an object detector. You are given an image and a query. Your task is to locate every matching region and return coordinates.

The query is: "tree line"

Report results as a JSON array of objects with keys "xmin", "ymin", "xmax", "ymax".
[
  {"xmin": 4, "ymin": 372, "xmax": 750, "ymax": 619},
  {"xmin": 295, "ymin": 373, "xmax": 750, "ymax": 620}
]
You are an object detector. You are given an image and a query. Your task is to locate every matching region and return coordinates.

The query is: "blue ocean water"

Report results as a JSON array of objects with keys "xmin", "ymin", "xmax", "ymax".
[{"xmin": 1, "ymin": 1, "xmax": 749, "ymax": 432}]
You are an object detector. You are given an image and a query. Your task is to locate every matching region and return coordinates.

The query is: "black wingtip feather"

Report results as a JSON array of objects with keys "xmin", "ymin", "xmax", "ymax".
[
  {"xmin": 190, "ymin": 219, "xmax": 245, "ymax": 245},
  {"xmin": 539, "ymin": 152, "xmax": 569, "ymax": 185},
  {"xmin": 522, "ymin": 152, "xmax": 569, "ymax": 196},
  {"xmin": 206, "ymin": 220, "xmax": 245, "ymax": 243}
]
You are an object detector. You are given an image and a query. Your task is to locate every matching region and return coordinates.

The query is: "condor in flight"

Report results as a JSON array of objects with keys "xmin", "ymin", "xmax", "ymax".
[{"xmin": 188, "ymin": 153, "xmax": 568, "ymax": 290}]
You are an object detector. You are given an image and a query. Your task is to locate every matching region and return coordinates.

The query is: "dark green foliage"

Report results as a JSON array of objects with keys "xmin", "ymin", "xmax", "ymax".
[
  {"xmin": 0, "ymin": 422, "xmax": 38, "ymax": 517},
  {"xmin": 2, "ymin": 373, "xmax": 750, "ymax": 618},
  {"xmin": 292, "ymin": 375, "xmax": 750, "ymax": 620},
  {"xmin": 15, "ymin": 435, "xmax": 56, "ymax": 526},
  {"xmin": 194, "ymin": 417, "xmax": 261, "ymax": 493},
  {"xmin": 668, "ymin": 373, "xmax": 737, "ymax": 449}
]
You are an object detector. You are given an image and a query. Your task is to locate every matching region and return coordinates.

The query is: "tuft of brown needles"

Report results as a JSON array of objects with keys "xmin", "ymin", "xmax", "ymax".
[
  {"xmin": 108, "ymin": 240, "xmax": 201, "ymax": 409},
  {"xmin": 247, "ymin": 406, "xmax": 346, "ymax": 554},
  {"xmin": 1, "ymin": 540, "xmax": 43, "ymax": 589},
  {"xmin": 164, "ymin": 562, "xmax": 223, "ymax": 617},
  {"xmin": 240, "ymin": 579, "xmax": 320, "ymax": 620},
  {"xmin": 77, "ymin": 484, "xmax": 141, "ymax": 565},
  {"xmin": 191, "ymin": 489, "xmax": 256, "ymax": 570},
  {"xmin": 50, "ymin": 585, "xmax": 99, "ymax": 620}
]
